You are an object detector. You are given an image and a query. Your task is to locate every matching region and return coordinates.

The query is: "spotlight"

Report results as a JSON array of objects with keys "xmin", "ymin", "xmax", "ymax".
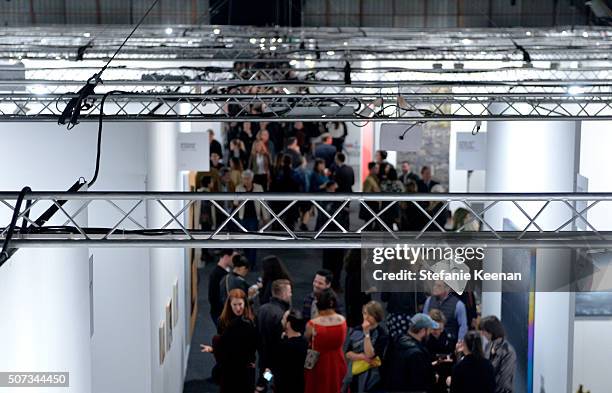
[
  {"xmin": 525, "ymin": 31, "xmax": 532, "ymax": 36},
  {"xmin": 270, "ymin": 46, "xmax": 277, "ymax": 51},
  {"xmin": 213, "ymin": 28, "xmax": 221, "ymax": 35},
  {"xmin": 165, "ymin": 27, "xmax": 173, "ymax": 35},
  {"xmin": 326, "ymin": 50, "xmax": 335, "ymax": 55},
  {"xmin": 582, "ymin": 31, "xmax": 589, "ymax": 38},
  {"xmin": 568, "ymin": 86, "xmax": 584, "ymax": 95},
  {"xmin": 289, "ymin": 59, "xmax": 298, "ymax": 66},
  {"xmin": 84, "ymin": 32, "xmax": 91, "ymax": 38},
  {"xmin": 461, "ymin": 38, "xmax": 472, "ymax": 45},
  {"xmin": 249, "ymin": 38, "xmax": 257, "ymax": 44}
]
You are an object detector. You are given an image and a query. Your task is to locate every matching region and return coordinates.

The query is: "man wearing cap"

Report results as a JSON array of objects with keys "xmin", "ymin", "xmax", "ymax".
[{"xmin": 383, "ymin": 313, "xmax": 438, "ymax": 392}]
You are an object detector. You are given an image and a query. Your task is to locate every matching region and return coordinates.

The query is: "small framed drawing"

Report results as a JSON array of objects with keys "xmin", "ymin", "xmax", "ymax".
[
  {"xmin": 172, "ymin": 279, "xmax": 179, "ymax": 327},
  {"xmin": 159, "ymin": 321, "xmax": 165, "ymax": 365},
  {"xmin": 166, "ymin": 299, "xmax": 173, "ymax": 352}
]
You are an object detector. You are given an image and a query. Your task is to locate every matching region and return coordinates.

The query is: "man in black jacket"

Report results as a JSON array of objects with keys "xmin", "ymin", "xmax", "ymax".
[
  {"xmin": 383, "ymin": 313, "xmax": 438, "ymax": 392},
  {"xmin": 256, "ymin": 279, "xmax": 292, "ymax": 391},
  {"xmin": 219, "ymin": 255, "xmax": 254, "ymax": 305},
  {"xmin": 417, "ymin": 166, "xmax": 439, "ymax": 193},
  {"xmin": 333, "ymin": 152, "xmax": 354, "ymax": 193},
  {"xmin": 208, "ymin": 249, "xmax": 236, "ymax": 328}
]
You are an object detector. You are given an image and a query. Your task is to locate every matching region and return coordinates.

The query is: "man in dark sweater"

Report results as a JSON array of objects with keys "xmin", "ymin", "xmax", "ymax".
[
  {"xmin": 333, "ymin": 152, "xmax": 354, "ymax": 193},
  {"xmin": 274, "ymin": 309, "xmax": 308, "ymax": 393},
  {"xmin": 417, "ymin": 166, "xmax": 440, "ymax": 193},
  {"xmin": 208, "ymin": 249, "xmax": 236, "ymax": 328},
  {"xmin": 219, "ymin": 255, "xmax": 253, "ymax": 305},
  {"xmin": 383, "ymin": 313, "xmax": 438, "ymax": 392},
  {"xmin": 282, "ymin": 137, "xmax": 303, "ymax": 169},
  {"xmin": 314, "ymin": 133, "xmax": 337, "ymax": 168},
  {"xmin": 256, "ymin": 279, "xmax": 292, "ymax": 391},
  {"xmin": 208, "ymin": 129, "xmax": 223, "ymax": 159}
]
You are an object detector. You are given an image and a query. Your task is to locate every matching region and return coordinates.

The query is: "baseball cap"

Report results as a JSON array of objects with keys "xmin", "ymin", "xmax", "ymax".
[{"xmin": 410, "ymin": 313, "xmax": 440, "ymax": 330}]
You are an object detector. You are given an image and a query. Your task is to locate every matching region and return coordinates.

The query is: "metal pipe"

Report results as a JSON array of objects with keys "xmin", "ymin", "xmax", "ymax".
[{"xmin": 0, "ymin": 192, "xmax": 611, "ymax": 201}]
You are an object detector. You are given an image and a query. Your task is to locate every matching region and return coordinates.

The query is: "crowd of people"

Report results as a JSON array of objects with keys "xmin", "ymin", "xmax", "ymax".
[
  {"xmin": 202, "ymin": 250, "xmax": 517, "ymax": 393},
  {"xmin": 195, "ymin": 122, "xmax": 503, "ymax": 392},
  {"xmin": 197, "ymin": 122, "xmax": 478, "ymax": 268}
]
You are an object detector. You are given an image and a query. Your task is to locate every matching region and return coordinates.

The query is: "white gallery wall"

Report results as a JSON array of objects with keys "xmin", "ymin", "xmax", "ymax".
[
  {"xmin": 483, "ymin": 120, "xmax": 580, "ymax": 393},
  {"xmin": 571, "ymin": 121, "xmax": 612, "ymax": 393},
  {"xmin": 0, "ymin": 121, "xmax": 189, "ymax": 393}
]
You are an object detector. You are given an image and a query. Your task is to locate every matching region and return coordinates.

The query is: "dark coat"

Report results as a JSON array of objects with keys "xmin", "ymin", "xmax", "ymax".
[
  {"xmin": 257, "ymin": 297, "xmax": 291, "ymax": 371},
  {"xmin": 382, "ymin": 334, "xmax": 436, "ymax": 392},
  {"xmin": 215, "ymin": 317, "xmax": 259, "ymax": 393},
  {"xmin": 334, "ymin": 164, "xmax": 355, "ymax": 193},
  {"xmin": 450, "ymin": 354, "xmax": 496, "ymax": 393}
]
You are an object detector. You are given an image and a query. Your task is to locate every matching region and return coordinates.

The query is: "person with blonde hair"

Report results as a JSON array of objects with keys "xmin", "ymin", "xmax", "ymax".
[{"xmin": 344, "ymin": 301, "xmax": 389, "ymax": 392}]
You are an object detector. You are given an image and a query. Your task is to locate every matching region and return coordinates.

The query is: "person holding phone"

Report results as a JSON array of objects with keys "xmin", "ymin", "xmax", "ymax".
[
  {"xmin": 427, "ymin": 310, "xmax": 455, "ymax": 393},
  {"xmin": 272, "ymin": 309, "xmax": 308, "ymax": 393},
  {"xmin": 448, "ymin": 331, "xmax": 495, "ymax": 393}
]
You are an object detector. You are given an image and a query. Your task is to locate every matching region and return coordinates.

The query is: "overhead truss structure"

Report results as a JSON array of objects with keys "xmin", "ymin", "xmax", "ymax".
[
  {"xmin": 11, "ymin": 65, "xmax": 612, "ymax": 85},
  {"xmin": 3, "ymin": 91, "xmax": 612, "ymax": 121},
  {"xmin": 2, "ymin": 26, "xmax": 612, "ymax": 62},
  {"xmin": 1, "ymin": 192, "xmax": 611, "ymax": 248}
]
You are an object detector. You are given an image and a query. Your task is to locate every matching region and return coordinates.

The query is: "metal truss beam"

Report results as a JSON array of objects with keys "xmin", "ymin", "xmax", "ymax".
[
  {"xmin": 13, "ymin": 65, "xmax": 612, "ymax": 85},
  {"xmin": 1, "ymin": 26, "xmax": 612, "ymax": 62},
  {"xmin": 5, "ymin": 80, "xmax": 612, "ymax": 96},
  {"xmin": 3, "ymin": 92, "xmax": 612, "ymax": 121},
  {"xmin": 1, "ymin": 192, "xmax": 611, "ymax": 248}
]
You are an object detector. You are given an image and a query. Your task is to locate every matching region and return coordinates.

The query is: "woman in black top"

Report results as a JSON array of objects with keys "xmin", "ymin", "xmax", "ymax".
[
  {"xmin": 201, "ymin": 288, "xmax": 259, "ymax": 393},
  {"xmin": 450, "ymin": 331, "xmax": 496, "ymax": 393},
  {"xmin": 274, "ymin": 309, "xmax": 309, "ymax": 393}
]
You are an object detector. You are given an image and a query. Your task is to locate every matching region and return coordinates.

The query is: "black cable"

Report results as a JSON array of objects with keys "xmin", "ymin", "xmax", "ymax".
[
  {"xmin": 0, "ymin": 186, "xmax": 31, "ymax": 268},
  {"xmin": 58, "ymin": 0, "xmax": 160, "ymax": 129},
  {"xmin": 88, "ymin": 90, "xmax": 128, "ymax": 188},
  {"xmin": 399, "ymin": 121, "xmax": 426, "ymax": 140},
  {"xmin": 99, "ymin": 0, "xmax": 160, "ymax": 77}
]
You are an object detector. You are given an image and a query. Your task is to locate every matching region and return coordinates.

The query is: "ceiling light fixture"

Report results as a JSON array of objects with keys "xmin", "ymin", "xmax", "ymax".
[
  {"xmin": 568, "ymin": 85, "xmax": 584, "ymax": 95},
  {"xmin": 165, "ymin": 27, "xmax": 173, "ymax": 35}
]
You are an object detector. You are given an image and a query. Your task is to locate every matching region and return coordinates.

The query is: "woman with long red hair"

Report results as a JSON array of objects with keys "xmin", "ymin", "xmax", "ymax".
[{"xmin": 201, "ymin": 288, "xmax": 258, "ymax": 393}]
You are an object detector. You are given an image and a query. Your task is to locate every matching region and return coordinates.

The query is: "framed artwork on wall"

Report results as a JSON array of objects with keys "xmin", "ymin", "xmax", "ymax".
[
  {"xmin": 159, "ymin": 321, "xmax": 165, "ymax": 365},
  {"xmin": 172, "ymin": 279, "xmax": 179, "ymax": 327},
  {"xmin": 166, "ymin": 299, "xmax": 173, "ymax": 352}
]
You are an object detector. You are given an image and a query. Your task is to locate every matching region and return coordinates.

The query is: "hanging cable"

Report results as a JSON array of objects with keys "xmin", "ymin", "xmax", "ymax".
[
  {"xmin": 0, "ymin": 187, "xmax": 31, "ymax": 269},
  {"xmin": 399, "ymin": 121, "xmax": 426, "ymax": 140},
  {"xmin": 88, "ymin": 90, "xmax": 128, "ymax": 188},
  {"xmin": 58, "ymin": 0, "xmax": 160, "ymax": 129}
]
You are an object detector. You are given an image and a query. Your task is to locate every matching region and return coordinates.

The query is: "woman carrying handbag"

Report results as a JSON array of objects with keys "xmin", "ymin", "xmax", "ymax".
[
  {"xmin": 304, "ymin": 288, "xmax": 347, "ymax": 393},
  {"xmin": 343, "ymin": 301, "xmax": 389, "ymax": 393}
]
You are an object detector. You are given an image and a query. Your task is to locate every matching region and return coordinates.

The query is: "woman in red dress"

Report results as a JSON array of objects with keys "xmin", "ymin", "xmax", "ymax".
[{"xmin": 304, "ymin": 288, "xmax": 348, "ymax": 393}]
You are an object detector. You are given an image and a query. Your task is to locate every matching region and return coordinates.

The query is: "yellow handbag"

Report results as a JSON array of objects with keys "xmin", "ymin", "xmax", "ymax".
[{"xmin": 352, "ymin": 356, "xmax": 382, "ymax": 375}]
